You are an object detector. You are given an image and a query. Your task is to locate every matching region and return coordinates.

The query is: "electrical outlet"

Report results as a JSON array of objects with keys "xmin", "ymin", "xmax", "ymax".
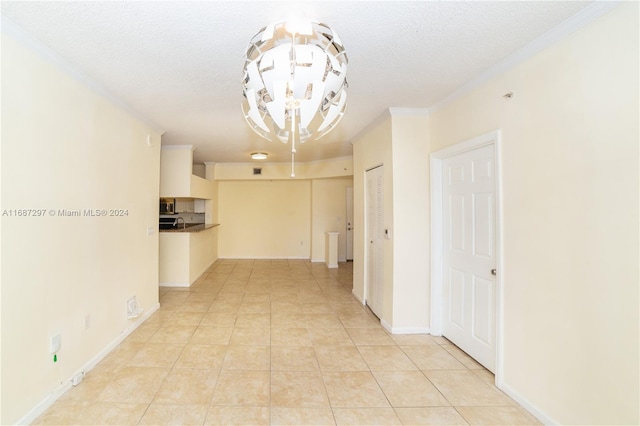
[{"xmin": 126, "ymin": 296, "xmax": 143, "ymax": 319}]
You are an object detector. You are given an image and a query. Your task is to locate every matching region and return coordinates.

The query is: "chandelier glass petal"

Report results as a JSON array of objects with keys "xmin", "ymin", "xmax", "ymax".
[{"xmin": 241, "ymin": 20, "xmax": 348, "ymax": 145}]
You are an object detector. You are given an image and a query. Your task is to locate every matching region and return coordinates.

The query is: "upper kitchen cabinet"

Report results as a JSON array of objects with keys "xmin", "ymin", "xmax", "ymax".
[{"xmin": 160, "ymin": 145, "xmax": 215, "ymax": 200}]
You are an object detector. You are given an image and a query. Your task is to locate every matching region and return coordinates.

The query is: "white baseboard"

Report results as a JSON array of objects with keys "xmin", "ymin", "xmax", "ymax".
[
  {"xmin": 160, "ymin": 258, "xmax": 217, "ymax": 288},
  {"xmin": 17, "ymin": 303, "xmax": 160, "ymax": 425},
  {"xmin": 499, "ymin": 381, "xmax": 557, "ymax": 425},
  {"xmin": 218, "ymin": 256, "xmax": 311, "ymax": 260},
  {"xmin": 190, "ymin": 258, "xmax": 217, "ymax": 284},
  {"xmin": 351, "ymin": 289, "xmax": 365, "ymax": 305},
  {"xmin": 312, "ymin": 257, "xmax": 347, "ymax": 264},
  {"xmin": 159, "ymin": 281, "xmax": 190, "ymax": 287},
  {"xmin": 380, "ymin": 319, "xmax": 430, "ymax": 335}
]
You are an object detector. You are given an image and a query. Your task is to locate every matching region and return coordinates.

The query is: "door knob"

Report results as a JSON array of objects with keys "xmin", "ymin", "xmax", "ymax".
[{"xmin": 491, "ymin": 269, "xmax": 497, "ymax": 276}]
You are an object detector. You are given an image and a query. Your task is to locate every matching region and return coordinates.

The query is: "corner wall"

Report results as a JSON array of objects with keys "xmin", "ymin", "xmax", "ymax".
[
  {"xmin": 351, "ymin": 110, "xmax": 431, "ymax": 330},
  {"xmin": 217, "ymin": 180, "xmax": 312, "ymax": 259},
  {"xmin": 429, "ymin": 3, "xmax": 639, "ymax": 424},
  {"xmin": 1, "ymin": 33, "xmax": 161, "ymax": 424},
  {"xmin": 389, "ymin": 111, "xmax": 430, "ymax": 331},
  {"xmin": 351, "ymin": 115, "xmax": 395, "ymax": 320},
  {"xmin": 311, "ymin": 178, "xmax": 354, "ymax": 263},
  {"xmin": 215, "ymin": 158, "xmax": 353, "ymax": 261}
]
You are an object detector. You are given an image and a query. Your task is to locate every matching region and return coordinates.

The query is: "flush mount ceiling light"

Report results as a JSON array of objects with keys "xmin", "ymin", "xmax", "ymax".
[
  {"xmin": 251, "ymin": 152, "xmax": 268, "ymax": 160},
  {"xmin": 241, "ymin": 19, "xmax": 348, "ymax": 177}
]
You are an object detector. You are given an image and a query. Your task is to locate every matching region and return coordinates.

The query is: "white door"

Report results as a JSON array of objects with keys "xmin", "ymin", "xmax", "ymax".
[
  {"xmin": 365, "ymin": 166, "xmax": 384, "ymax": 318},
  {"xmin": 346, "ymin": 187, "xmax": 354, "ymax": 261},
  {"xmin": 442, "ymin": 144, "xmax": 496, "ymax": 372}
]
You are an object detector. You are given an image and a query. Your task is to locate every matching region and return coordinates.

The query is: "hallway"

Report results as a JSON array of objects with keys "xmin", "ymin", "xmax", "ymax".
[{"xmin": 34, "ymin": 259, "xmax": 539, "ymax": 425}]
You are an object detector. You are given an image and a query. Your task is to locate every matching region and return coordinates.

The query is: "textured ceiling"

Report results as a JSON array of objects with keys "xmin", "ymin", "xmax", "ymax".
[{"xmin": 1, "ymin": 1, "xmax": 592, "ymax": 164}]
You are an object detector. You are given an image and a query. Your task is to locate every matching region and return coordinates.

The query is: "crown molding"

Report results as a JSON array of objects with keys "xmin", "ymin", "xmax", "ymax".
[
  {"xmin": 428, "ymin": 1, "xmax": 622, "ymax": 114},
  {"xmin": 350, "ymin": 107, "xmax": 430, "ymax": 144},
  {"xmin": 1, "ymin": 14, "xmax": 165, "ymax": 135},
  {"xmin": 161, "ymin": 145, "xmax": 194, "ymax": 151}
]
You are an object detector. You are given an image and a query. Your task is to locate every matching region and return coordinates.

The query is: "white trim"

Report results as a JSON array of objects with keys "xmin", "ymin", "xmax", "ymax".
[
  {"xmin": 429, "ymin": 153, "xmax": 444, "ymax": 335},
  {"xmin": 16, "ymin": 302, "xmax": 160, "ymax": 425},
  {"xmin": 159, "ymin": 281, "xmax": 190, "ymax": 287},
  {"xmin": 500, "ymin": 382, "xmax": 558, "ymax": 425},
  {"xmin": 190, "ymin": 258, "xmax": 217, "ymax": 285},
  {"xmin": 429, "ymin": 1, "xmax": 621, "ymax": 114},
  {"xmin": 429, "ymin": 130, "xmax": 503, "ymax": 377},
  {"xmin": 350, "ymin": 109, "xmax": 391, "ymax": 144},
  {"xmin": 297, "ymin": 155, "xmax": 354, "ymax": 165},
  {"xmin": 381, "ymin": 319, "xmax": 430, "ymax": 335},
  {"xmin": 350, "ymin": 108, "xmax": 430, "ymax": 145},
  {"xmin": 218, "ymin": 256, "xmax": 310, "ymax": 260},
  {"xmin": 211, "ymin": 155, "xmax": 353, "ymax": 167},
  {"xmin": 161, "ymin": 144, "xmax": 194, "ymax": 151},
  {"xmin": 494, "ymin": 134, "xmax": 506, "ymax": 386},
  {"xmin": 351, "ymin": 289, "xmax": 365, "ymax": 305},
  {"xmin": 0, "ymin": 15, "xmax": 164, "ymax": 135}
]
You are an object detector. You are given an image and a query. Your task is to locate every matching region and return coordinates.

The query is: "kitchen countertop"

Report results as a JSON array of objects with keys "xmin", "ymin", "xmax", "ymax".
[{"xmin": 159, "ymin": 223, "xmax": 220, "ymax": 233}]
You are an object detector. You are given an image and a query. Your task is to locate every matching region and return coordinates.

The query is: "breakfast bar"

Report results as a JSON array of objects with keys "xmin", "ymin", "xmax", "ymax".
[{"xmin": 159, "ymin": 224, "xmax": 220, "ymax": 286}]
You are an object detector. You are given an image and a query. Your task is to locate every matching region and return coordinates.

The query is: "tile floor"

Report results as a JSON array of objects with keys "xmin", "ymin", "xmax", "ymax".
[{"xmin": 34, "ymin": 259, "xmax": 540, "ymax": 425}]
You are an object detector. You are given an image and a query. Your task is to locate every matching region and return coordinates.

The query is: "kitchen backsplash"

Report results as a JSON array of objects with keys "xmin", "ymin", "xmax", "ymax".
[
  {"xmin": 159, "ymin": 212, "xmax": 205, "ymax": 224},
  {"xmin": 175, "ymin": 198, "xmax": 206, "ymax": 213}
]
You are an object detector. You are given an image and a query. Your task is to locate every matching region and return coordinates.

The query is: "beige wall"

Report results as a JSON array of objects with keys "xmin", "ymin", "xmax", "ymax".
[
  {"xmin": 216, "ymin": 159, "xmax": 353, "ymax": 261},
  {"xmin": 160, "ymin": 147, "xmax": 192, "ymax": 197},
  {"xmin": 351, "ymin": 110, "xmax": 431, "ymax": 331},
  {"xmin": 389, "ymin": 112, "xmax": 430, "ymax": 331},
  {"xmin": 352, "ymin": 116, "xmax": 395, "ymax": 320},
  {"xmin": 217, "ymin": 180, "xmax": 312, "ymax": 258},
  {"xmin": 310, "ymin": 178, "xmax": 354, "ymax": 262},
  {"xmin": 158, "ymin": 233, "xmax": 190, "ymax": 285},
  {"xmin": 190, "ymin": 227, "xmax": 218, "ymax": 283},
  {"xmin": 1, "ymin": 33, "xmax": 161, "ymax": 424},
  {"xmin": 429, "ymin": 3, "xmax": 638, "ymax": 424},
  {"xmin": 214, "ymin": 157, "xmax": 353, "ymax": 180}
]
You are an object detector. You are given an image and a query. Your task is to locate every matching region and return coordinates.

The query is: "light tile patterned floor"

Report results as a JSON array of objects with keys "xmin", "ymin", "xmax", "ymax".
[{"xmin": 34, "ymin": 259, "xmax": 540, "ymax": 425}]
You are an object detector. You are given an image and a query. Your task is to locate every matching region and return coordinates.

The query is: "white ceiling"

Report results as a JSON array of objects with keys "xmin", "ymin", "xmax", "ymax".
[{"xmin": 1, "ymin": 1, "xmax": 592, "ymax": 164}]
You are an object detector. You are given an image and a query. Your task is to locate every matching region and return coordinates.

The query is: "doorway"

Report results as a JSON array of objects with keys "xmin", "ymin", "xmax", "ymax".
[
  {"xmin": 430, "ymin": 131, "xmax": 503, "ymax": 378},
  {"xmin": 365, "ymin": 165, "xmax": 384, "ymax": 318}
]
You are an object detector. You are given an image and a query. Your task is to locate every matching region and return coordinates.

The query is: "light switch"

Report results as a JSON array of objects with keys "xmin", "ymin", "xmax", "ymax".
[{"xmin": 50, "ymin": 334, "xmax": 61, "ymax": 354}]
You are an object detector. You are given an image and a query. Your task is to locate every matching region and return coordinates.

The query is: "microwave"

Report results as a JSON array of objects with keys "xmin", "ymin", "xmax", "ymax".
[{"xmin": 159, "ymin": 198, "xmax": 176, "ymax": 215}]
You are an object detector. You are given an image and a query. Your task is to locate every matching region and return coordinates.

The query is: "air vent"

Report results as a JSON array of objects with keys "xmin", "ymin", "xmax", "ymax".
[{"xmin": 253, "ymin": 168, "xmax": 262, "ymax": 175}]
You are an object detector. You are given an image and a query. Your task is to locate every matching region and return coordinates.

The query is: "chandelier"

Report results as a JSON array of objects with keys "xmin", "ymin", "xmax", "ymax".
[{"xmin": 241, "ymin": 19, "xmax": 348, "ymax": 177}]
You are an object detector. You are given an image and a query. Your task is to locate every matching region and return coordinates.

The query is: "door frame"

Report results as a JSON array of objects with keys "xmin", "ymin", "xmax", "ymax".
[
  {"xmin": 364, "ymin": 164, "xmax": 384, "ymax": 318},
  {"xmin": 346, "ymin": 186, "xmax": 354, "ymax": 261},
  {"xmin": 429, "ymin": 130, "xmax": 504, "ymax": 386}
]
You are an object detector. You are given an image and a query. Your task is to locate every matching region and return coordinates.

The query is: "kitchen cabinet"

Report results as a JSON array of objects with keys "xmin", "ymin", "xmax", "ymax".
[{"xmin": 160, "ymin": 145, "xmax": 216, "ymax": 200}]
